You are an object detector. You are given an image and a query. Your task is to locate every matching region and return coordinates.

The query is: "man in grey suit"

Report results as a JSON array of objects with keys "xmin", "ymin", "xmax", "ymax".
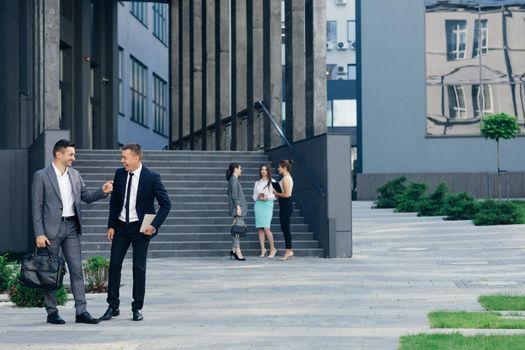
[{"xmin": 32, "ymin": 139, "xmax": 113, "ymax": 324}]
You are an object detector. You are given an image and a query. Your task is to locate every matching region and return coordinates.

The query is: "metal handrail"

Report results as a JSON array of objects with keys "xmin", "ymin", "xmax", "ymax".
[{"xmin": 255, "ymin": 101, "xmax": 326, "ymax": 198}]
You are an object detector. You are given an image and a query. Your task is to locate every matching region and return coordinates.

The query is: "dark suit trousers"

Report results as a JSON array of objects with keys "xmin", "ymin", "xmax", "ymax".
[{"xmin": 107, "ymin": 220, "xmax": 150, "ymax": 311}]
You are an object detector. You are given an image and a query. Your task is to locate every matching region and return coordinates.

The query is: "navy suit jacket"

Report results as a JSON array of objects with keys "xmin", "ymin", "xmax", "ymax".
[{"xmin": 108, "ymin": 165, "xmax": 171, "ymax": 238}]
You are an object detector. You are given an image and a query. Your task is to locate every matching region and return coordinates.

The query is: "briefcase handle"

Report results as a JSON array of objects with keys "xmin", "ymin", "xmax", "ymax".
[{"xmin": 33, "ymin": 245, "xmax": 55, "ymax": 259}]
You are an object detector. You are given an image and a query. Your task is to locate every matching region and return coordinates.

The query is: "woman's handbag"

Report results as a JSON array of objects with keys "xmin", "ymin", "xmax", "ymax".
[
  {"xmin": 20, "ymin": 246, "xmax": 67, "ymax": 291},
  {"xmin": 231, "ymin": 217, "xmax": 247, "ymax": 238}
]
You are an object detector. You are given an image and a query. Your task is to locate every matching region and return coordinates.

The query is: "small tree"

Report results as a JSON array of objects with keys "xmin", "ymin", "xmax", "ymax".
[{"xmin": 480, "ymin": 113, "xmax": 520, "ymax": 198}]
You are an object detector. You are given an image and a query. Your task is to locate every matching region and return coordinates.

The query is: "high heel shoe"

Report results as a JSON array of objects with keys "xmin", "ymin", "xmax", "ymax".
[
  {"xmin": 259, "ymin": 249, "xmax": 267, "ymax": 258},
  {"xmin": 282, "ymin": 250, "xmax": 294, "ymax": 261},
  {"xmin": 230, "ymin": 250, "xmax": 246, "ymax": 261},
  {"xmin": 268, "ymin": 249, "xmax": 277, "ymax": 258}
]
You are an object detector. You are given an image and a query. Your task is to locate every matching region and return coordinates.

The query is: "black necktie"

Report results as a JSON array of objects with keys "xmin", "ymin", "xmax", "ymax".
[{"xmin": 125, "ymin": 172, "xmax": 134, "ymax": 224}]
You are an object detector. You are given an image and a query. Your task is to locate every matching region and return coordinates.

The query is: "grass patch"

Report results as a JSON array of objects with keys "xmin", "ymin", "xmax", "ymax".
[
  {"xmin": 429, "ymin": 311, "xmax": 525, "ymax": 329},
  {"xmin": 479, "ymin": 295, "xmax": 525, "ymax": 311},
  {"xmin": 399, "ymin": 333, "xmax": 525, "ymax": 350}
]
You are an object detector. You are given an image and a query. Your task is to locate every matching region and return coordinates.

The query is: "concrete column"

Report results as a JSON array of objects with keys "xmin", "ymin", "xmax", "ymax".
[
  {"xmin": 182, "ymin": 0, "xmax": 191, "ymax": 148},
  {"xmin": 263, "ymin": 0, "xmax": 283, "ymax": 149},
  {"xmin": 205, "ymin": 0, "xmax": 216, "ymax": 150},
  {"xmin": 189, "ymin": 0, "xmax": 196, "ymax": 149},
  {"xmin": 246, "ymin": 0, "xmax": 254, "ymax": 151},
  {"xmin": 230, "ymin": 0, "xmax": 238, "ymax": 150},
  {"xmin": 170, "ymin": 0, "xmax": 181, "ymax": 149},
  {"xmin": 312, "ymin": 0, "xmax": 327, "ymax": 136},
  {"xmin": 34, "ymin": 0, "xmax": 60, "ymax": 131},
  {"xmin": 253, "ymin": 0, "xmax": 264, "ymax": 102},
  {"xmin": 200, "ymin": 0, "xmax": 208, "ymax": 150},
  {"xmin": 74, "ymin": 0, "xmax": 92, "ymax": 149},
  {"xmin": 285, "ymin": 0, "xmax": 306, "ymax": 142},
  {"xmin": 219, "ymin": 0, "xmax": 230, "ymax": 149},
  {"xmin": 193, "ymin": 0, "xmax": 203, "ymax": 148}
]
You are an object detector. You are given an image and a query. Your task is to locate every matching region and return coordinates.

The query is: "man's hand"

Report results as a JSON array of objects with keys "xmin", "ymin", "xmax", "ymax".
[
  {"xmin": 236, "ymin": 206, "xmax": 242, "ymax": 217},
  {"xmin": 143, "ymin": 225, "xmax": 156, "ymax": 236},
  {"xmin": 107, "ymin": 228, "xmax": 115, "ymax": 241},
  {"xmin": 36, "ymin": 235, "xmax": 50, "ymax": 248},
  {"xmin": 102, "ymin": 181, "xmax": 114, "ymax": 194}
]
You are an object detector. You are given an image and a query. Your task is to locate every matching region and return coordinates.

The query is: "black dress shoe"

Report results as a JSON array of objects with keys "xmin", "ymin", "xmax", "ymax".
[
  {"xmin": 99, "ymin": 307, "xmax": 120, "ymax": 321},
  {"xmin": 75, "ymin": 311, "xmax": 100, "ymax": 324},
  {"xmin": 132, "ymin": 310, "xmax": 143, "ymax": 321},
  {"xmin": 47, "ymin": 311, "xmax": 65, "ymax": 325}
]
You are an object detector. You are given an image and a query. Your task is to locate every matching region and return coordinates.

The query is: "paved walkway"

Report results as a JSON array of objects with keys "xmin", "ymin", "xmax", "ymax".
[{"xmin": 1, "ymin": 201, "xmax": 525, "ymax": 349}]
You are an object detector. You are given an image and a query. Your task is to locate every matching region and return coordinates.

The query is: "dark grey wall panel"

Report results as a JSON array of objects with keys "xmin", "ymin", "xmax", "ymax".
[
  {"xmin": 0, "ymin": 150, "xmax": 29, "ymax": 253},
  {"xmin": 266, "ymin": 134, "xmax": 352, "ymax": 257}
]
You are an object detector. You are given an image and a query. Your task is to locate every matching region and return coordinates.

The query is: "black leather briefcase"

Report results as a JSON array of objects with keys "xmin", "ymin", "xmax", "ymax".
[{"xmin": 20, "ymin": 247, "xmax": 67, "ymax": 291}]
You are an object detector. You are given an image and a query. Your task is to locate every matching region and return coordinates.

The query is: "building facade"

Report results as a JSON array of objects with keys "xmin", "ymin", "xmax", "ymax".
[
  {"xmin": 117, "ymin": 1, "xmax": 170, "ymax": 149},
  {"xmin": 357, "ymin": 0, "xmax": 525, "ymax": 199}
]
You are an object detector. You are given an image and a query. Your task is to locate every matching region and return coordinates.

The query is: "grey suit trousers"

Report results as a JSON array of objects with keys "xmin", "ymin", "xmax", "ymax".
[{"xmin": 44, "ymin": 219, "xmax": 86, "ymax": 316}]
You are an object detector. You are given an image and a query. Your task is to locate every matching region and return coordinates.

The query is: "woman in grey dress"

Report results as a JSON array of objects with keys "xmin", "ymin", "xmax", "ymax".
[{"xmin": 226, "ymin": 163, "xmax": 248, "ymax": 261}]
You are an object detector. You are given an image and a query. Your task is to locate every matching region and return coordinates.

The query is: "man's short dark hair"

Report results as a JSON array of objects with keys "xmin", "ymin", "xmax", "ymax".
[
  {"xmin": 122, "ymin": 143, "xmax": 143, "ymax": 159},
  {"xmin": 53, "ymin": 139, "xmax": 75, "ymax": 158}
]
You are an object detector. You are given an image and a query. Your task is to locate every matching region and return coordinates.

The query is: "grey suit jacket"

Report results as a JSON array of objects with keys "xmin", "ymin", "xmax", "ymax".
[
  {"xmin": 228, "ymin": 176, "xmax": 248, "ymax": 218},
  {"xmin": 32, "ymin": 164, "xmax": 107, "ymax": 239}
]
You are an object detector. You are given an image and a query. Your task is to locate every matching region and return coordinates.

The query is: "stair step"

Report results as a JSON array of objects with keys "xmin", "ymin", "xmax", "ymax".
[
  {"xmin": 81, "ymin": 241, "xmax": 320, "ymax": 250},
  {"xmin": 80, "ymin": 217, "xmax": 305, "ymax": 225},
  {"xmin": 80, "ymin": 224, "xmax": 312, "ymax": 234},
  {"xmin": 82, "ymin": 248, "xmax": 324, "ymax": 259},
  {"xmin": 80, "ymin": 208, "xmax": 301, "ymax": 216},
  {"xmin": 80, "ymin": 232, "xmax": 316, "ymax": 242}
]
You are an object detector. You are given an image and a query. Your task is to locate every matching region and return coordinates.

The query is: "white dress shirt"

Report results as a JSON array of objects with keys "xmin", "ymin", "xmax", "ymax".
[
  {"xmin": 252, "ymin": 179, "xmax": 276, "ymax": 202},
  {"xmin": 52, "ymin": 163, "xmax": 75, "ymax": 217},
  {"xmin": 119, "ymin": 164, "xmax": 142, "ymax": 223}
]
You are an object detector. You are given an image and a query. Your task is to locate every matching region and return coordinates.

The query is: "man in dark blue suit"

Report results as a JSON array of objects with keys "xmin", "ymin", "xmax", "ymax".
[{"xmin": 100, "ymin": 143, "xmax": 171, "ymax": 322}]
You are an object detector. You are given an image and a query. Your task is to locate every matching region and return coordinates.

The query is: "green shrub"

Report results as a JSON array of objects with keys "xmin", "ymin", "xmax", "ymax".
[
  {"xmin": 443, "ymin": 192, "xmax": 479, "ymax": 221},
  {"xmin": 473, "ymin": 200, "xmax": 521, "ymax": 226},
  {"xmin": 84, "ymin": 256, "xmax": 110, "ymax": 293},
  {"xmin": 395, "ymin": 182, "xmax": 428, "ymax": 213},
  {"xmin": 417, "ymin": 183, "xmax": 450, "ymax": 217},
  {"xmin": 374, "ymin": 176, "xmax": 408, "ymax": 208},
  {"xmin": 7, "ymin": 272, "xmax": 67, "ymax": 307},
  {"xmin": 0, "ymin": 254, "xmax": 14, "ymax": 293}
]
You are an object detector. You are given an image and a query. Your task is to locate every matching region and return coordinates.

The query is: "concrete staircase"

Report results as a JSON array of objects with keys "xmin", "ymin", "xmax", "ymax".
[{"xmin": 74, "ymin": 150, "xmax": 323, "ymax": 258}]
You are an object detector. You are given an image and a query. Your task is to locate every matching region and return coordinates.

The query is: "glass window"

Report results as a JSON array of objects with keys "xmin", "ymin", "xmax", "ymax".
[
  {"xmin": 326, "ymin": 64, "xmax": 337, "ymax": 80},
  {"xmin": 131, "ymin": 2, "xmax": 147, "ymax": 26},
  {"xmin": 347, "ymin": 20, "xmax": 356, "ymax": 43},
  {"xmin": 118, "ymin": 47, "xmax": 124, "ymax": 115},
  {"xmin": 327, "ymin": 100, "xmax": 333, "ymax": 126},
  {"xmin": 447, "ymin": 85, "xmax": 467, "ymax": 119},
  {"xmin": 473, "ymin": 19, "xmax": 488, "ymax": 57},
  {"xmin": 153, "ymin": 3, "xmax": 168, "ymax": 45},
  {"xmin": 472, "ymin": 84, "xmax": 493, "ymax": 117},
  {"xmin": 446, "ymin": 20, "xmax": 467, "ymax": 61},
  {"xmin": 130, "ymin": 56, "xmax": 147, "ymax": 126},
  {"xmin": 333, "ymin": 100, "xmax": 357, "ymax": 127},
  {"xmin": 326, "ymin": 21, "xmax": 337, "ymax": 43},
  {"xmin": 153, "ymin": 74, "xmax": 168, "ymax": 137},
  {"xmin": 347, "ymin": 64, "xmax": 357, "ymax": 80}
]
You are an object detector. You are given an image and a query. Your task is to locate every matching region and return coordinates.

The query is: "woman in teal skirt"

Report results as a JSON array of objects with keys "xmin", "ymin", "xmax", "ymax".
[{"xmin": 252, "ymin": 164, "xmax": 277, "ymax": 258}]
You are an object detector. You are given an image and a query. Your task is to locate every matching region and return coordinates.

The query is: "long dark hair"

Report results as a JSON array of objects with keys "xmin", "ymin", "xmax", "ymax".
[
  {"xmin": 226, "ymin": 163, "xmax": 241, "ymax": 181},
  {"xmin": 279, "ymin": 159, "xmax": 293, "ymax": 173},
  {"xmin": 259, "ymin": 164, "xmax": 272, "ymax": 189}
]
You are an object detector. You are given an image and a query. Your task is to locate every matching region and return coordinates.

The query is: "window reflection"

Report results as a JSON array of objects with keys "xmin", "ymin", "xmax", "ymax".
[{"xmin": 426, "ymin": 0, "xmax": 525, "ymax": 136}]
